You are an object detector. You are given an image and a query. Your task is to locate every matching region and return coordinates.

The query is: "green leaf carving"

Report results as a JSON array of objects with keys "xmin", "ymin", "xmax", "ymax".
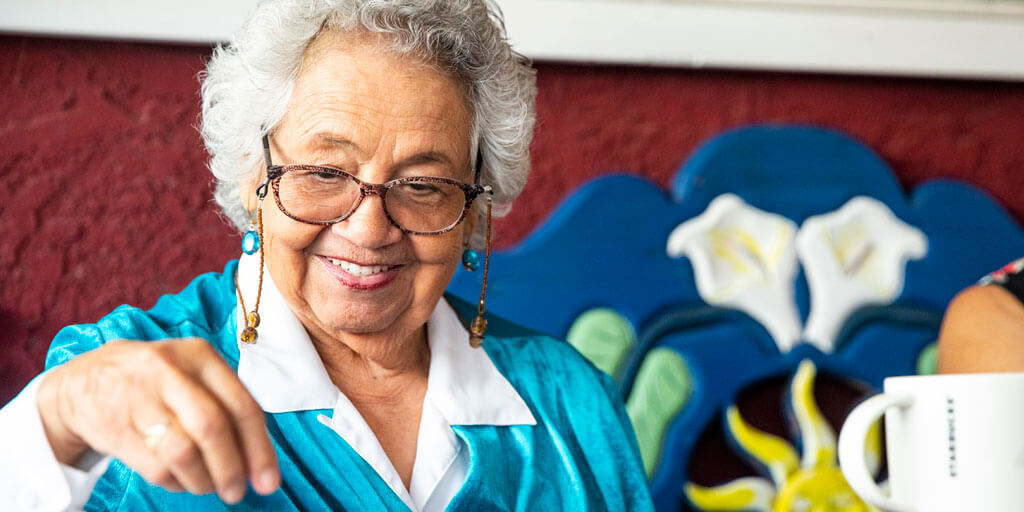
[
  {"xmin": 567, "ymin": 308, "xmax": 636, "ymax": 378},
  {"xmin": 917, "ymin": 342, "xmax": 938, "ymax": 375},
  {"xmin": 626, "ymin": 347, "xmax": 692, "ymax": 478}
]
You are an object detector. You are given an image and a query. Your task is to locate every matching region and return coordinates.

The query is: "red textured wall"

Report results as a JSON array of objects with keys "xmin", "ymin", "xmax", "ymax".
[{"xmin": 2, "ymin": 35, "xmax": 1023, "ymax": 403}]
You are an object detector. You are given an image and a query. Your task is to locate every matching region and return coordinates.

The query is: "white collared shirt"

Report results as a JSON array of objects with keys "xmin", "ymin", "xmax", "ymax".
[
  {"xmin": 234, "ymin": 253, "xmax": 536, "ymax": 510},
  {"xmin": 0, "ymin": 254, "xmax": 535, "ymax": 511}
]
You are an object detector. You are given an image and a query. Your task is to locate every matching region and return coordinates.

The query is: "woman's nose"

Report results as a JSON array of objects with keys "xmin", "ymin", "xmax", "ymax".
[{"xmin": 331, "ymin": 194, "xmax": 402, "ymax": 248}]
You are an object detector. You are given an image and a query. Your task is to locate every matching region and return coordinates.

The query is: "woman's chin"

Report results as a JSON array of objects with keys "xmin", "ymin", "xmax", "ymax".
[
  {"xmin": 304, "ymin": 272, "xmax": 414, "ymax": 337},
  {"xmin": 306, "ymin": 300, "xmax": 403, "ymax": 335}
]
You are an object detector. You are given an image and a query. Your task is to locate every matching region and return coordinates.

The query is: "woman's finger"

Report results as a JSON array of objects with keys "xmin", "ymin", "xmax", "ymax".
[
  {"xmin": 183, "ymin": 340, "xmax": 280, "ymax": 495},
  {"xmin": 132, "ymin": 407, "xmax": 216, "ymax": 497},
  {"xmin": 110, "ymin": 419, "xmax": 186, "ymax": 493},
  {"xmin": 157, "ymin": 364, "xmax": 248, "ymax": 504}
]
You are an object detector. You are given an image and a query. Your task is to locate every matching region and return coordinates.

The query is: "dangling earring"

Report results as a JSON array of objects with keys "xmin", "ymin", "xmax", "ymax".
[
  {"xmin": 242, "ymin": 211, "xmax": 260, "ymax": 256},
  {"xmin": 461, "ymin": 242, "xmax": 481, "ymax": 272},
  {"xmin": 235, "ymin": 182, "xmax": 269, "ymax": 344},
  {"xmin": 469, "ymin": 191, "xmax": 493, "ymax": 348}
]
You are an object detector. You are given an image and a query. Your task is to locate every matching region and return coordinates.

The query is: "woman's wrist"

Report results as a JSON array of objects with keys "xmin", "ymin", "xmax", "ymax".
[{"xmin": 36, "ymin": 370, "xmax": 89, "ymax": 466}]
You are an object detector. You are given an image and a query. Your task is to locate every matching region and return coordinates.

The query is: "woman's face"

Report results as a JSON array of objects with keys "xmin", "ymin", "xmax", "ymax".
[{"xmin": 253, "ymin": 31, "xmax": 475, "ymax": 345}]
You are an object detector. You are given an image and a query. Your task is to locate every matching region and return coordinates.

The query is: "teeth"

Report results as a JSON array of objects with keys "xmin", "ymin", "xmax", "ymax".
[{"xmin": 327, "ymin": 258, "xmax": 393, "ymax": 277}]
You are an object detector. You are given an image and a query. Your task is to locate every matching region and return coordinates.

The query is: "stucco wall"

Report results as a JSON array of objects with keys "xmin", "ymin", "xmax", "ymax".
[{"xmin": 2, "ymin": 35, "xmax": 1022, "ymax": 402}]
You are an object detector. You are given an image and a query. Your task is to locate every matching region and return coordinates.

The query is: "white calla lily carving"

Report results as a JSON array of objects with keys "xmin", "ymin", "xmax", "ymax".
[
  {"xmin": 796, "ymin": 196, "xmax": 927, "ymax": 352},
  {"xmin": 667, "ymin": 194, "xmax": 928, "ymax": 354},
  {"xmin": 667, "ymin": 194, "xmax": 802, "ymax": 352}
]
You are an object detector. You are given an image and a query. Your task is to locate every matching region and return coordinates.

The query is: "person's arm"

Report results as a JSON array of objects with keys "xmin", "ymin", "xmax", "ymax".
[
  {"xmin": 0, "ymin": 372, "xmax": 111, "ymax": 511},
  {"xmin": 937, "ymin": 284, "xmax": 1024, "ymax": 373},
  {"xmin": 35, "ymin": 338, "xmax": 281, "ymax": 502},
  {"xmin": 1, "ymin": 333, "xmax": 281, "ymax": 510}
]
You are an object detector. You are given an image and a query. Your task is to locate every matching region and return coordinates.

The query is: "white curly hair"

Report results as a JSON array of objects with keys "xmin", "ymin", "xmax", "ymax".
[{"xmin": 200, "ymin": 0, "xmax": 537, "ymax": 248}]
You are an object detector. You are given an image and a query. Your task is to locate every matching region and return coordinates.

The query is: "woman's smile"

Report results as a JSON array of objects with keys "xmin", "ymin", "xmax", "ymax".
[{"xmin": 315, "ymin": 254, "xmax": 404, "ymax": 291}]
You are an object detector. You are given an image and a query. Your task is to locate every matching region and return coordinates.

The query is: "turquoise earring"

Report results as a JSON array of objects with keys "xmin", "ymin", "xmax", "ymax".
[
  {"xmin": 242, "ymin": 216, "xmax": 260, "ymax": 256},
  {"xmin": 462, "ymin": 246, "xmax": 480, "ymax": 271}
]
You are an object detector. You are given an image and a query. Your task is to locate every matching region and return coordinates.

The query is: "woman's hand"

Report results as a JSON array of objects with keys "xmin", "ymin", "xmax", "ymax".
[{"xmin": 35, "ymin": 338, "xmax": 280, "ymax": 504}]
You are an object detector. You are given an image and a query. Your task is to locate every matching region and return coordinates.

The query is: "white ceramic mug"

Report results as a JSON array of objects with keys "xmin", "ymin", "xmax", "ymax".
[{"xmin": 838, "ymin": 372, "xmax": 1024, "ymax": 512}]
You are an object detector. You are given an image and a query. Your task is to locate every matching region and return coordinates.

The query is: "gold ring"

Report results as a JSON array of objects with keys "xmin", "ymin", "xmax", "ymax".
[{"xmin": 142, "ymin": 423, "xmax": 169, "ymax": 450}]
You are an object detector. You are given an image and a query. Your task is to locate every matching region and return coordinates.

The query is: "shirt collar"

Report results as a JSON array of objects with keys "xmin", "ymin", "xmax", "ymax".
[
  {"xmin": 233, "ymin": 253, "xmax": 535, "ymax": 426},
  {"xmin": 235, "ymin": 253, "xmax": 339, "ymax": 412},
  {"xmin": 425, "ymin": 299, "xmax": 536, "ymax": 426}
]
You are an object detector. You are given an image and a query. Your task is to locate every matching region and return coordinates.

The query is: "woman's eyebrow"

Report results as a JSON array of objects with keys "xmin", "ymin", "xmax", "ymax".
[
  {"xmin": 396, "ymin": 152, "xmax": 453, "ymax": 168},
  {"xmin": 312, "ymin": 133, "xmax": 454, "ymax": 168},
  {"xmin": 314, "ymin": 132, "xmax": 360, "ymax": 152}
]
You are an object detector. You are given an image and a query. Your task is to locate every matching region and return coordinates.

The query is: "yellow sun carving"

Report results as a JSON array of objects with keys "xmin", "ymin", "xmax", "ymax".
[{"xmin": 685, "ymin": 360, "xmax": 883, "ymax": 512}]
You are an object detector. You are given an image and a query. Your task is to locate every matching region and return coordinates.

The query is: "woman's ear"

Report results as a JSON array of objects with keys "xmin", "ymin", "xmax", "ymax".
[
  {"xmin": 239, "ymin": 165, "xmax": 267, "ymax": 213},
  {"xmin": 463, "ymin": 207, "xmax": 480, "ymax": 245},
  {"xmin": 240, "ymin": 178, "xmax": 258, "ymax": 213}
]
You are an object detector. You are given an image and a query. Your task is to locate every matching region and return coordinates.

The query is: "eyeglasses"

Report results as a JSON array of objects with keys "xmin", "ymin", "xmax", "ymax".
[{"xmin": 258, "ymin": 135, "xmax": 490, "ymax": 235}]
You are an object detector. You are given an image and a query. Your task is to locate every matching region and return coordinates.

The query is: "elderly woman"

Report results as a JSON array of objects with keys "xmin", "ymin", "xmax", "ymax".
[{"xmin": 0, "ymin": 1, "xmax": 652, "ymax": 510}]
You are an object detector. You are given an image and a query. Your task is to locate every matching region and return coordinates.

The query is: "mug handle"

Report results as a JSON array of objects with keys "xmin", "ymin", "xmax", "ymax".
[{"xmin": 838, "ymin": 393, "xmax": 915, "ymax": 512}]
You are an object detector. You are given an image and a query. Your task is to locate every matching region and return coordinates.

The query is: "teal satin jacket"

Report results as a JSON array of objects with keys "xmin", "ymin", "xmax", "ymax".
[{"xmin": 45, "ymin": 261, "xmax": 654, "ymax": 511}]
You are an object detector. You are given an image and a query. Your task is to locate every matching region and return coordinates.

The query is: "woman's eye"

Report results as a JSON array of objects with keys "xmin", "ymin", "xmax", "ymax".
[
  {"xmin": 298, "ymin": 170, "xmax": 342, "ymax": 182},
  {"xmin": 407, "ymin": 183, "xmax": 442, "ymax": 194}
]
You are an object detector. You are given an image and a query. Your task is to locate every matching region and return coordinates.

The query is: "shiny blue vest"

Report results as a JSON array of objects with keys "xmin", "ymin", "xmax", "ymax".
[{"xmin": 46, "ymin": 261, "xmax": 653, "ymax": 511}]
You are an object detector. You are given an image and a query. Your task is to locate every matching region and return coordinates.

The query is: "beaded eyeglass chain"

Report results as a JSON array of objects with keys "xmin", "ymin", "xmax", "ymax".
[
  {"xmin": 234, "ymin": 139, "xmax": 273, "ymax": 345},
  {"xmin": 467, "ymin": 193, "xmax": 493, "ymax": 348}
]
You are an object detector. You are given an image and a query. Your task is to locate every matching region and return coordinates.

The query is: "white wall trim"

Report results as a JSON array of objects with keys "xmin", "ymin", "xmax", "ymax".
[
  {"xmin": 1, "ymin": 0, "xmax": 1022, "ymax": 81},
  {"xmin": 0, "ymin": 0, "xmax": 258, "ymax": 44}
]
